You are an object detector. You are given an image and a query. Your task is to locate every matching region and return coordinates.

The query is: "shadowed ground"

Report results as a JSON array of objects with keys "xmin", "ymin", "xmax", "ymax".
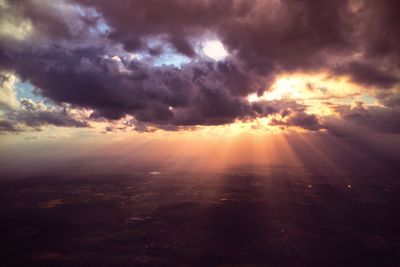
[{"xmin": 0, "ymin": 165, "xmax": 400, "ymax": 266}]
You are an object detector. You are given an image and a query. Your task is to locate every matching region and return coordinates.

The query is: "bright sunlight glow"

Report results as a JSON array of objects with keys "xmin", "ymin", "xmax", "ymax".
[{"xmin": 202, "ymin": 40, "xmax": 228, "ymax": 61}]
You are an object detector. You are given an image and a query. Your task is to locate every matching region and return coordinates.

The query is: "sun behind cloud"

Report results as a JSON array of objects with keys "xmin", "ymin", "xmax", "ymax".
[{"xmin": 202, "ymin": 40, "xmax": 228, "ymax": 61}]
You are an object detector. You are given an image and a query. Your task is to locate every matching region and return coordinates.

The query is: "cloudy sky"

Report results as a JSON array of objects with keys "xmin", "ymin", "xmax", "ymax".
[{"xmin": 0, "ymin": 0, "xmax": 399, "ymax": 173}]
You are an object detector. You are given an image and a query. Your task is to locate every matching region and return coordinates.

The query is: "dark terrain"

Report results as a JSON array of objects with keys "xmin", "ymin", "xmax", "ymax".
[{"xmin": 1, "ymin": 165, "xmax": 400, "ymax": 266}]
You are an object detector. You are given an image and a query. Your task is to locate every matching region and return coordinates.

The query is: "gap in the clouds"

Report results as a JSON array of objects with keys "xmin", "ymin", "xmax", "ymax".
[
  {"xmin": 201, "ymin": 39, "xmax": 228, "ymax": 61},
  {"xmin": 129, "ymin": 35, "xmax": 229, "ymax": 68},
  {"xmin": 122, "ymin": 35, "xmax": 192, "ymax": 68},
  {"xmin": 153, "ymin": 49, "xmax": 191, "ymax": 67},
  {"xmin": 73, "ymin": 4, "xmax": 110, "ymax": 35},
  {"xmin": 96, "ymin": 20, "xmax": 110, "ymax": 34},
  {"xmin": 247, "ymin": 72, "xmax": 379, "ymax": 117},
  {"xmin": 15, "ymin": 81, "xmax": 44, "ymax": 102}
]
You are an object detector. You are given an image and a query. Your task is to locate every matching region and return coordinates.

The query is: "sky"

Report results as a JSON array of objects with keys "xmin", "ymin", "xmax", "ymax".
[{"xmin": 0, "ymin": 0, "xmax": 399, "ymax": 174}]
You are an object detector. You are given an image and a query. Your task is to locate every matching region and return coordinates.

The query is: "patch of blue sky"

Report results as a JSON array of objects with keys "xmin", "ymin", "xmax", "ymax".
[
  {"xmin": 335, "ymin": 93, "xmax": 377, "ymax": 105},
  {"xmin": 97, "ymin": 21, "xmax": 110, "ymax": 34},
  {"xmin": 153, "ymin": 51, "xmax": 191, "ymax": 68},
  {"xmin": 15, "ymin": 81, "xmax": 43, "ymax": 102},
  {"xmin": 74, "ymin": 4, "xmax": 110, "ymax": 34},
  {"xmin": 74, "ymin": 5, "xmax": 99, "ymax": 18},
  {"xmin": 144, "ymin": 35, "xmax": 192, "ymax": 68},
  {"xmin": 360, "ymin": 94, "xmax": 376, "ymax": 104}
]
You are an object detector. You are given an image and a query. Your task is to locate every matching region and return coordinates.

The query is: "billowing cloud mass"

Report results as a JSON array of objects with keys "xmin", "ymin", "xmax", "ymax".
[
  {"xmin": 0, "ymin": 0, "xmax": 399, "ymax": 133},
  {"xmin": 0, "ymin": 71, "xmax": 88, "ymax": 132}
]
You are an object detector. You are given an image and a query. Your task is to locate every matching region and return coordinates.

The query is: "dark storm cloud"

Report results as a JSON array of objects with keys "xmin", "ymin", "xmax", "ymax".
[
  {"xmin": 286, "ymin": 112, "xmax": 323, "ymax": 131},
  {"xmin": 72, "ymin": 0, "xmax": 355, "ymax": 73},
  {"xmin": 333, "ymin": 61, "xmax": 399, "ymax": 89},
  {"xmin": 379, "ymin": 94, "xmax": 400, "ymax": 109},
  {"xmin": 0, "ymin": 0, "xmax": 399, "ymax": 131},
  {"xmin": 270, "ymin": 111, "xmax": 323, "ymax": 131},
  {"xmin": 73, "ymin": 0, "xmax": 249, "ymax": 55},
  {"xmin": 0, "ymin": 0, "xmax": 96, "ymax": 41},
  {"xmin": 333, "ymin": 102, "xmax": 400, "ymax": 134},
  {"xmin": 0, "ymin": 44, "xmax": 269, "ymax": 126},
  {"xmin": 358, "ymin": 0, "xmax": 400, "ymax": 63}
]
